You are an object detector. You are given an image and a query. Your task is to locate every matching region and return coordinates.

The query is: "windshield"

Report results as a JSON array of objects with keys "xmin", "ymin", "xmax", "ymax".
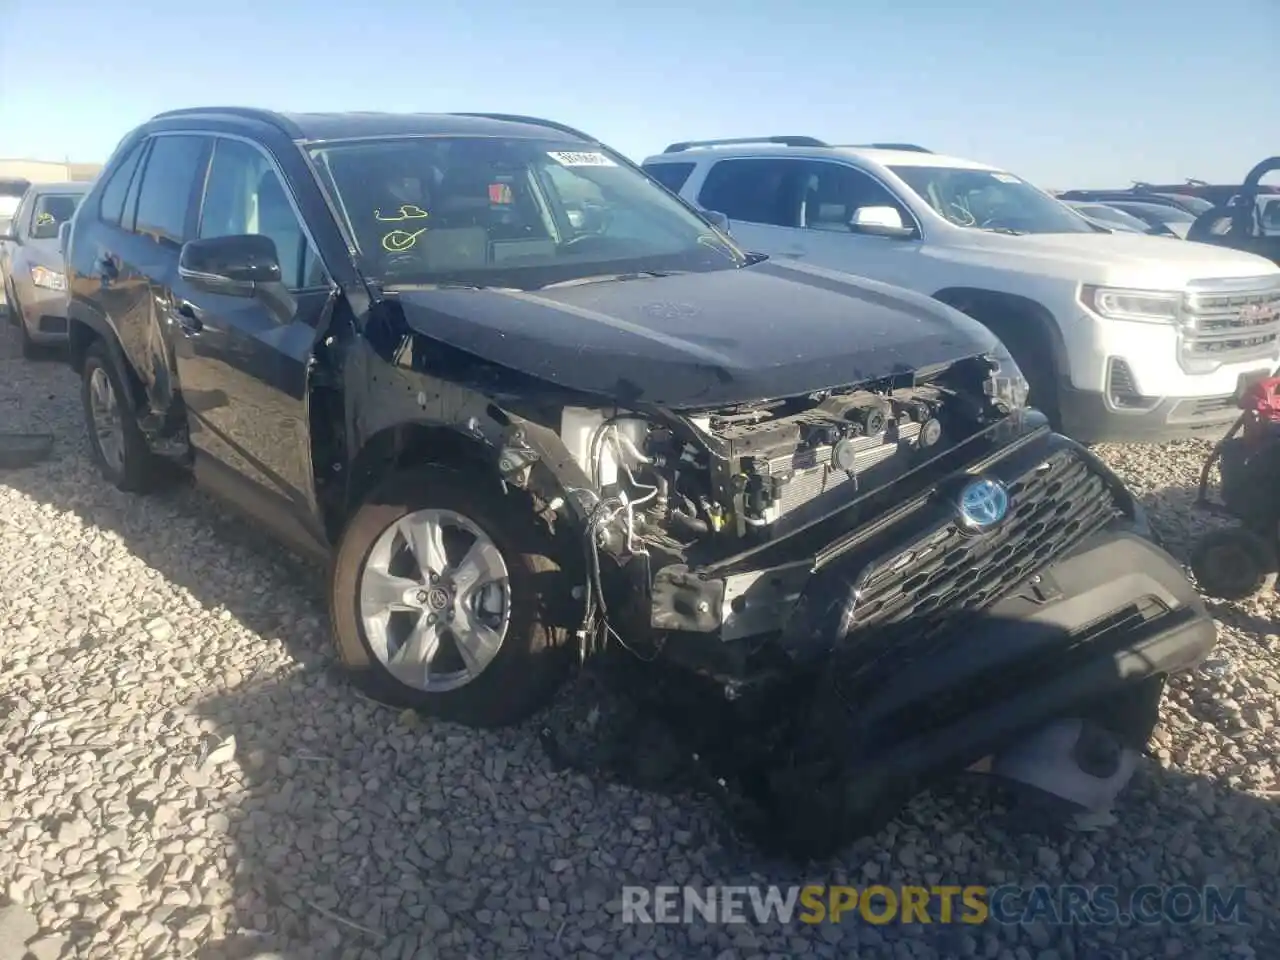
[
  {"xmin": 1072, "ymin": 203, "xmax": 1149, "ymax": 232},
  {"xmin": 1122, "ymin": 203, "xmax": 1195, "ymax": 224},
  {"xmin": 31, "ymin": 193, "xmax": 82, "ymax": 239},
  {"xmin": 890, "ymin": 165, "xmax": 1094, "ymax": 234},
  {"xmin": 307, "ymin": 136, "xmax": 745, "ymax": 289}
]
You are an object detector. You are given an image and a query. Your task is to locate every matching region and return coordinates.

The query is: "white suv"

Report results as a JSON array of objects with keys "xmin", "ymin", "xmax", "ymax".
[{"xmin": 641, "ymin": 137, "xmax": 1280, "ymax": 444}]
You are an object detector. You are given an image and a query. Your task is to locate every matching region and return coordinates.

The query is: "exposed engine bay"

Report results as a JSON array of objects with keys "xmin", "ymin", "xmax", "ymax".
[{"xmin": 558, "ymin": 355, "xmax": 1021, "ymax": 564}]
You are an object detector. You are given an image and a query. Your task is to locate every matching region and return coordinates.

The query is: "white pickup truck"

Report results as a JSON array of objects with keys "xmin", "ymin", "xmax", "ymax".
[{"xmin": 641, "ymin": 137, "xmax": 1280, "ymax": 444}]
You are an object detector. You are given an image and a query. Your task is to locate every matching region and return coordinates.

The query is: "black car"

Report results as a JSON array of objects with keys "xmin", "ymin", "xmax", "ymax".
[{"xmin": 62, "ymin": 107, "xmax": 1216, "ymax": 856}]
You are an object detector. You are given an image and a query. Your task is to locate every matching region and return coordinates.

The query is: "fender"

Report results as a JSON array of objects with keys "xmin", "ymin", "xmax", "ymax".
[
  {"xmin": 932, "ymin": 287, "xmax": 1070, "ymax": 382},
  {"xmin": 336, "ymin": 333, "xmax": 599, "ymax": 545},
  {"xmin": 64, "ymin": 297, "xmax": 151, "ymax": 412}
]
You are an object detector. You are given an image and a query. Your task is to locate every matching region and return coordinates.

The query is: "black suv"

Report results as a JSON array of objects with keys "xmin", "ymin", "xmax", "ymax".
[{"xmin": 62, "ymin": 108, "xmax": 1216, "ymax": 855}]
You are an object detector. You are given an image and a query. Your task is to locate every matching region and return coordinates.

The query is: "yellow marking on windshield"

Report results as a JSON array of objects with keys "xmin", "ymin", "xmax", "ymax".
[
  {"xmin": 382, "ymin": 228, "xmax": 428, "ymax": 252},
  {"xmin": 36, "ymin": 213, "xmax": 55, "ymax": 225},
  {"xmin": 374, "ymin": 204, "xmax": 430, "ymax": 222}
]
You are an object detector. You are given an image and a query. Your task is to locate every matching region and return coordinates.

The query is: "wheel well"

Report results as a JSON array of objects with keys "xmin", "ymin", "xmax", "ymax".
[
  {"xmin": 67, "ymin": 318, "xmax": 98, "ymax": 374},
  {"xmin": 932, "ymin": 287, "xmax": 1067, "ymax": 381},
  {"xmin": 342, "ymin": 423, "xmax": 501, "ymax": 528},
  {"xmin": 67, "ymin": 317, "xmax": 154, "ymax": 413}
]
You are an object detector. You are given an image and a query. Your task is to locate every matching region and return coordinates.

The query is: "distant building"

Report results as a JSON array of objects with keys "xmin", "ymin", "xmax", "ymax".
[{"xmin": 0, "ymin": 158, "xmax": 102, "ymax": 184}]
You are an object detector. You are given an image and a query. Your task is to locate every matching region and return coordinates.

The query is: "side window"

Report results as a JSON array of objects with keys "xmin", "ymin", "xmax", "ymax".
[
  {"xmin": 121, "ymin": 141, "xmax": 151, "ymax": 232},
  {"xmin": 800, "ymin": 162, "xmax": 913, "ymax": 233},
  {"xmin": 696, "ymin": 158, "xmax": 806, "ymax": 228},
  {"xmin": 30, "ymin": 194, "xmax": 81, "ymax": 240},
  {"xmin": 198, "ymin": 137, "xmax": 326, "ymax": 290},
  {"xmin": 643, "ymin": 162, "xmax": 696, "ymax": 194},
  {"xmin": 134, "ymin": 135, "xmax": 209, "ymax": 246},
  {"xmin": 96, "ymin": 139, "xmax": 145, "ymax": 226}
]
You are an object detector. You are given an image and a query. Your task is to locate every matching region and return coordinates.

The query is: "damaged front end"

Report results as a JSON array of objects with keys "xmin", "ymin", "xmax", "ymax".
[
  {"xmin": 512, "ymin": 348, "xmax": 1214, "ymax": 858},
  {"xmin": 346, "ymin": 296, "xmax": 1213, "ymax": 861}
]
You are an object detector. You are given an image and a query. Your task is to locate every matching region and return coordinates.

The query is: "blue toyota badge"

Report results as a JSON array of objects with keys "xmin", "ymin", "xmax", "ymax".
[{"xmin": 957, "ymin": 477, "xmax": 1009, "ymax": 530}]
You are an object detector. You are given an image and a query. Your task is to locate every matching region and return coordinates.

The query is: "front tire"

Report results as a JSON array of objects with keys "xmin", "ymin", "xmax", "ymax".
[
  {"xmin": 330, "ymin": 466, "xmax": 573, "ymax": 727},
  {"xmin": 80, "ymin": 339, "xmax": 170, "ymax": 493}
]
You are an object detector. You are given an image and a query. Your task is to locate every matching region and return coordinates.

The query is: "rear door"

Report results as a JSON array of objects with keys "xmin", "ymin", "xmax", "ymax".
[
  {"xmin": 113, "ymin": 133, "xmax": 212, "ymax": 433},
  {"xmin": 167, "ymin": 134, "xmax": 334, "ymax": 552}
]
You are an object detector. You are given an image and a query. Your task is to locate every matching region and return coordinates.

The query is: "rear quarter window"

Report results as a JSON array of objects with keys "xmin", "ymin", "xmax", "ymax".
[
  {"xmin": 643, "ymin": 162, "xmax": 696, "ymax": 194},
  {"xmin": 97, "ymin": 139, "xmax": 147, "ymax": 227}
]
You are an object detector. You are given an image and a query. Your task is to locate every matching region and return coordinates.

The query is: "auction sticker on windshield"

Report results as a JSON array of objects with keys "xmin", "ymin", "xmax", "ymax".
[
  {"xmin": 547, "ymin": 151, "xmax": 616, "ymax": 167},
  {"xmin": 992, "ymin": 173, "xmax": 1021, "ymax": 184}
]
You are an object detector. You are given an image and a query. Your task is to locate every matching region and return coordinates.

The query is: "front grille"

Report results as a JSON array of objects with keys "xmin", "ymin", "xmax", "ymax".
[
  {"xmin": 837, "ymin": 449, "xmax": 1121, "ymax": 671},
  {"xmin": 1168, "ymin": 394, "xmax": 1237, "ymax": 423},
  {"xmin": 1183, "ymin": 284, "xmax": 1280, "ymax": 365}
]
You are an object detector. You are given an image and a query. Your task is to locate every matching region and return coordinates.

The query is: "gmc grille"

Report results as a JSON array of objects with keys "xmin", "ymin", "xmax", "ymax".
[{"xmin": 1182, "ymin": 284, "xmax": 1280, "ymax": 366}]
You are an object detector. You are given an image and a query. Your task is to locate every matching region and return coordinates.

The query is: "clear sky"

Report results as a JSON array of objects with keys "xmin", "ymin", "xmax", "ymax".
[{"xmin": 1, "ymin": 0, "xmax": 1275, "ymax": 189}]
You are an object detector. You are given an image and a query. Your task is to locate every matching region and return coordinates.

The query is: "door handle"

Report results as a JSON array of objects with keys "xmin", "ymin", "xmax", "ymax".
[{"xmin": 170, "ymin": 300, "xmax": 204, "ymax": 335}]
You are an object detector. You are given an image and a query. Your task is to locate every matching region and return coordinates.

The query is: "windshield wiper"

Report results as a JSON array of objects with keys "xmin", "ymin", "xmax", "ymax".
[
  {"xmin": 535, "ymin": 270, "xmax": 684, "ymax": 290},
  {"xmin": 979, "ymin": 226, "xmax": 1028, "ymax": 236},
  {"xmin": 741, "ymin": 251, "xmax": 770, "ymax": 265}
]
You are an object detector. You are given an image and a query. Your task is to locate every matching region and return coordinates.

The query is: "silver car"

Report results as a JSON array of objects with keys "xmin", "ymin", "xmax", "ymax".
[{"xmin": 0, "ymin": 181, "xmax": 90, "ymax": 356}]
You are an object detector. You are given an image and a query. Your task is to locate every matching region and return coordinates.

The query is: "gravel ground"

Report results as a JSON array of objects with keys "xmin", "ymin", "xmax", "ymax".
[{"xmin": 0, "ymin": 321, "xmax": 1277, "ymax": 960}]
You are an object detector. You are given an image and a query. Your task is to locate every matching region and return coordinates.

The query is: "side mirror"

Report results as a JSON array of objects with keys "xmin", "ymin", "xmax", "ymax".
[
  {"xmin": 178, "ymin": 234, "xmax": 281, "ymax": 297},
  {"xmin": 701, "ymin": 209, "xmax": 731, "ymax": 233},
  {"xmin": 851, "ymin": 205, "xmax": 914, "ymax": 239}
]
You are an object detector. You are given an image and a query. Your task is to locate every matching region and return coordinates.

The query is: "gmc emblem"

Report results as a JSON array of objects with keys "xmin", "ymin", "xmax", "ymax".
[{"xmin": 1240, "ymin": 302, "xmax": 1280, "ymax": 325}]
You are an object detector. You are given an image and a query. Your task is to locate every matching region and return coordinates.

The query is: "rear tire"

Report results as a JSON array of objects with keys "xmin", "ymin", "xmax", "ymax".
[
  {"xmin": 330, "ymin": 466, "xmax": 574, "ymax": 728},
  {"xmin": 80, "ymin": 339, "xmax": 172, "ymax": 493}
]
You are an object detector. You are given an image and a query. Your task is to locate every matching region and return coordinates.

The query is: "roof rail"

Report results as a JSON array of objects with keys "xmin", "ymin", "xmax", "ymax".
[
  {"xmin": 449, "ymin": 113, "xmax": 597, "ymax": 143},
  {"xmin": 847, "ymin": 142, "xmax": 933, "ymax": 153},
  {"xmin": 662, "ymin": 135, "xmax": 829, "ymax": 153},
  {"xmin": 149, "ymin": 106, "xmax": 302, "ymax": 138}
]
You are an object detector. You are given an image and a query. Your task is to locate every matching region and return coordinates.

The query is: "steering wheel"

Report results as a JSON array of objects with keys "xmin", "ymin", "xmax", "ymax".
[
  {"xmin": 947, "ymin": 202, "xmax": 977, "ymax": 226},
  {"xmin": 561, "ymin": 232, "xmax": 617, "ymax": 253},
  {"xmin": 382, "ymin": 251, "xmax": 422, "ymax": 274}
]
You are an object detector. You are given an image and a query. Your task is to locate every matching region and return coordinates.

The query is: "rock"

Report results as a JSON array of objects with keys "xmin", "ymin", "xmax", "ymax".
[
  {"xmin": 0, "ymin": 902, "xmax": 39, "ymax": 953},
  {"xmin": 26, "ymin": 933, "xmax": 69, "ymax": 960}
]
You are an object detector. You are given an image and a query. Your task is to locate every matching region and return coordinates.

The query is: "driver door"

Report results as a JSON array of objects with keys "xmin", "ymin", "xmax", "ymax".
[
  {"xmin": 789, "ymin": 161, "xmax": 924, "ymax": 289},
  {"xmin": 169, "ymin": 135, "xmax": 335, "ymax": 557}
]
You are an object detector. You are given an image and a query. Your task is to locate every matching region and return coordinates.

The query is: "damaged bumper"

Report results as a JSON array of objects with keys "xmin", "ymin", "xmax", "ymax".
[{"xmin": 647, "ymin": 431, "xmax": 1215, "ymax": 833}]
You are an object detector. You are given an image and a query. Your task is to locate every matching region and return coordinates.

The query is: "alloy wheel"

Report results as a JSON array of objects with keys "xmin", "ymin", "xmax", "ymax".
[
  {"xmin": 359, "ymin": 508, "xmax": 512, "ymax": 692},
  {"xmin": 88, "ymin": 366, "xmax": 125, "ymax": 473}
]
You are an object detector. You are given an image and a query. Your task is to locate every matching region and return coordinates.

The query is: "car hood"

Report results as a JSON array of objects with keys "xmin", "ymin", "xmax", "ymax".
[
  {"xmin": 390, "ymin": 259, "xmax": 1001, "ymax": 410},
  {"xmin": 947, "ymin": 230, "xmax": 1280, "ymax": 286}
]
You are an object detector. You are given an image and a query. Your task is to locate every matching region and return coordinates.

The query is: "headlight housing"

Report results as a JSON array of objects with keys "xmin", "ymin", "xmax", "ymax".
[
  {"xmin": 983, "ymin": 349, "xmax": 1031, "ymax": 413},
  {"xmin": 30, "ymin": 265, "xmax": 66, "ymax": 292},
  {"xmin": 1080, "ymin": 284, "xmax": 1182, "ymax": 324}
]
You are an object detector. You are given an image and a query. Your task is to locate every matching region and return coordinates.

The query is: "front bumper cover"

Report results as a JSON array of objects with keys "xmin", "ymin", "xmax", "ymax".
[{"xmin": 756, "ymin": 527, "xmax": 1215, "ymax": 858}]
